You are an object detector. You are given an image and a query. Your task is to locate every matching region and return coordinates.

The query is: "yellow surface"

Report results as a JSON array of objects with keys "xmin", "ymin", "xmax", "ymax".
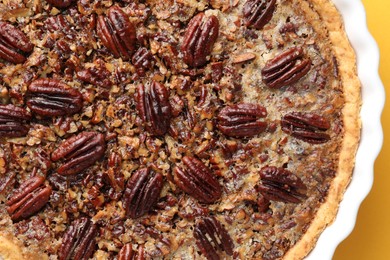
[{"xmin": 334, "ymin": 0, "xmax": 390, "ymax": 259}]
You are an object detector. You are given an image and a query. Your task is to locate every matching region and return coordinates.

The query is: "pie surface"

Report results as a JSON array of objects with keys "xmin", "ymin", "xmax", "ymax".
[{"xmin": 0, "ymin": 0, "xmax": 360, "ymax": 259}]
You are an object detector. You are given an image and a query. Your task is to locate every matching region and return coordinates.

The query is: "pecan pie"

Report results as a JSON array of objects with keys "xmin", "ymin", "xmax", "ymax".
[{"xmin": 0, "ymin": 0, "xmax": 361, "ymax": 259}]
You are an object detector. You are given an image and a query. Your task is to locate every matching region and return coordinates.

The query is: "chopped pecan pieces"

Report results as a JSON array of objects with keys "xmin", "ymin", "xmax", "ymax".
[
  {"xmin": 0, "ymin": 21, "xmax": 33, "ymax": 64},
  {"xmin": 217, "ymin": 103, "xmax": 267, "ymax": 137},
  {"xmin": 105, "ymin": 152, "xmax": 125, "ymax": 198},
  {"xmin": 51, "ymin": 132, "xmax": 106, "ymax": 176},
  {"xmin": 194, "ymin": 216, "xmax": 234, "ymax": 260},
  {"xmin": 181, "ymin": 12, "xmax": 219, "ymax": 68},
  {"xmin": 232, "ymin": 53, "xmax": 256, "ymax": 64},
  {"xmin": 58, "ymin": 217, "xmax": 98, "ymax": 260},
  {"xmin": 243, "ymin": 0, "xmax": 277, "ymax": 30},
  {"xmin": 26, "ymin": 78, "xmax": 83, "ymax": 117},
  {"xmin": 6, "ymin": 176, "xmax": 52, "ymax": 221},
  {"xmin": 135, "ymin": 82, "xmax": 172, "ymax": 136},
  {"xmin": 281, "ymin": 112, "xmax": 331, "ymax": 144},
  {"xmin": 258, "ymin": 166, "xmax": 307, "ymax": 203},
  {"xmin": 257, "ymin": 194, "xmax": 270, "ymax": 213},
  {"xmin": 77, "ymin": 60, "xmax": 112, "ymax": 88},
  {"xmin": 173, "ymin": 156, "xmax": 222, "ymax": 204},
  {"xmin": 262, "ymin": 47, "xmax": 311, "ymax": 89},
  {"xmin": 0, "ymin": 104, "xmax": 31, "ymax": 138},
  {"xmin": 122, "ymin": 168, "xmax": 163, "ymax": 219},
  {"xmin": 132, "ymin": 47, "xmax": 155, "ymax": 75},
  {"xmin": 45, "ymin": 15, "xmax": 71, "ymax": 34},
  {"xmin": 97, "ymin": 6, "xmax": 136, "ymax": 60},
  {"xmin": 46, "ymin": 0, "xmax": 74, "ymax": 8},
  {"xmin": 211, "ymin": 62, "xmax": 223, "ymax": 83}
]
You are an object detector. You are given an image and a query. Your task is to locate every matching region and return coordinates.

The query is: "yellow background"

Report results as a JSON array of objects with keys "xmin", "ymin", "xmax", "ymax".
[{"xmin": 334, "ymin": 0, "xmax": 389, "ymax": 259}]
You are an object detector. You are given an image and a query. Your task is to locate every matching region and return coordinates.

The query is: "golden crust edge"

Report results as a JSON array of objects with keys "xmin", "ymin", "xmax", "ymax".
[
  {"xmin": 0, "ymin": 233, "xmax": 47, "ymax": 260},
  {"xmin": 0, "ymin": 235, "xmax": 24, "ymax": 260},
  {"xmin": 284, "ymin": 0, "xmax": 362, "ymax": 259}
]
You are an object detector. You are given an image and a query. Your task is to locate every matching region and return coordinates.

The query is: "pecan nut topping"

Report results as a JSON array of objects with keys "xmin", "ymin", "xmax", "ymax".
[
  {"xmin": 118, "ymin": 243, "xmax": 145, "ymax": 260},
  {"xmin": 122, "ymin": 168, "xmax": 163, "ymax": 219},
  {"xmin": 243, "ymin": 0, "xmax": 277, "ymax": 30},
  {"xmin": 181, "ymin": 12, "xmax": 219, "ymax": 68},
  {"xmin": 173, "ymin": 156, "xmax": 222, "ymax": 204},
  {"xmin": 194, "ymin": 216, "xmax": 234, "ymax": 260},
  {"xmin": 6, "ymin": 176, "xmax": 52, "ymax": 221},
  {"xmin": 281, "ymin": 112, "xmax": 331, "ymax": 144},
  {"xmin": 132, "ymin": 47, "xmax": 155, "ymax": 76},
  {"xmin": 217, "ymin": 103, "xmax": 267, "ymax": 138},
  {"xmin": 77, "ymin": 59, "xmax": 112, "ymax": 88},
  {"xmin": 0, "ymin": 104, "xmax": 31, "ymax": 138},
  {"xmin": 45, "ymin": 14, "xmax": 71, "ymax": 34},
  {"xmin": 118, "ymin": 244, "xmax": 145, "ymax": 260},
  {"xmin": 105, "ymin": 152, "xmax": 125, "ymax": 198},
  {"xmin": 46, "ymin": 0, "xmax": 74, "ymax": 8},
  {"xmin": 26, "ymin": 78, "xmax": 83, "ymax": 117},
  {"xmin": 51, "ymin": 132, "xmax": 106, "ymax": 176},
  {"xmin": 258, "ymin": 166, "xmax": 307, "ymax": 203},
  {"xmin": 261, "ymin": 47, "xmax": 311, "ymax": 89},
  {"xmin": 232, "ymin": 52, "xmax": 256, "ymax": 64},
  {"xmin": 0, "ymin": 21, "xmax": 34, "ymax": 64},
  {"xmin": 135, "ymin": 81, "xmax": 172, "ymax": 136},
  {"xmin": 97, "ymin": 6, "xmax": 136, "ymax": 60},
  {"xmin": 118, "ymin": 244, "xmax": 134, "ymax": 260},
  {"xmin": 58, "ymin": 217, "xmax": 98, "ymax": 260}
]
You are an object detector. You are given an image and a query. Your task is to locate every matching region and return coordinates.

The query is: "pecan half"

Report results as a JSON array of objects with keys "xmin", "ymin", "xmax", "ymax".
[
  {"xmin": 136, "ymin": 245, "xmax": 145, "ymax": 260},
  {"xmin": 118, "ymin": 244, "xmax": 145, "ymax": 260},
  {"xmin": 6, "ymin": 176, "xmax": 52, "ymax": 221},
  {"xmin": 135, "ymin": 82, "xmax": 172, "ymax": 136},
  {"xmin": 0, "ymin": 104, "xmax": 31, "ymax": 138},
  {"xmin": 258, "ymin": 166, "xmax": 307, "ymax": 203},
  {"xmin": 122, "ymin": 168, "xmax": 163, "ymax": 219},
  {"xmin": 262, "ymin": 47, "xmax": 311, "ymax": 89},
  {"xmin": 281, "ymin": 112, "xmax": 331, "ymax": 144},
  {"xmin": 173, "ymin": 156, "xmax": 222, "ymax": 204},
  {"xmin": 97, "ymin": 6, "xmax": 136, "ymax": 60},
  {"xmin": 181, "ymin": 13, "xmax": 219, "ymax": 68},
  {"xmin": 46, "ymin": 0, "xmax": 74, "ymax": 8},
  {"xmin": 118, "ymin": 244, "xmax": 134, "ymax": 260},
  {"xmin": 118, "ymin": 244, "xmax": 144, "ymax": 260},
  {"xmin": 243, "ymin": 0, "xmax": 277, "ymax": 30},
  {"xmin": 194, "ymin": 216, "xmax": 234, "ymax": 260},
  {"xmin": 217, "ymin": 103, "xmax": 267, "ymax": 138},
  {"xmin": 26, "ymin": 78, "xmax": 83, "ymax": 117},
  {"xmin": 51, "ymin": 132, "xmax": 106, "ymax": 176},
  {"xmin": 58, "ymin": 217, "xmax": 98, "ymax": 260},
  {"xmin": 0, "ymin": 21, "xmax": 33, "ymax": 64}
]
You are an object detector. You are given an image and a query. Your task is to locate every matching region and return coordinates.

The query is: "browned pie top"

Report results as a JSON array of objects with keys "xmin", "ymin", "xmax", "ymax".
[{"xmin": 0, "ymin": 0, "xmax": 348, "ymax": 259}]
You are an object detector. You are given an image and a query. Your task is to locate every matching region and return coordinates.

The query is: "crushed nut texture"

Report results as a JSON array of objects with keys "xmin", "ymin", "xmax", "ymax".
[{"xmin": 0, "ymin": 0, "xmax": 344, "ymax": 259}]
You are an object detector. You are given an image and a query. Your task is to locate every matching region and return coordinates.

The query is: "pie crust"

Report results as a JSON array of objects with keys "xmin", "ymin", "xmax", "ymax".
[{"xmin": 0, "ymin": 0, "xmax": 361, "ymax": 259}]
